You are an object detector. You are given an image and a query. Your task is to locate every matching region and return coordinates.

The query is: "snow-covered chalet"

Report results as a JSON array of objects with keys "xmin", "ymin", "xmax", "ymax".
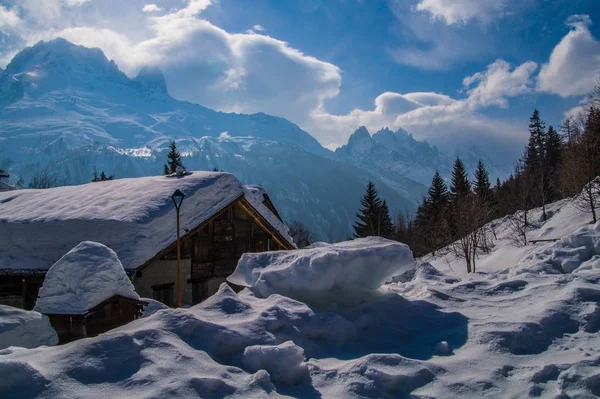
[{"xmin": 0, "ymin": 172, "xmax": 295, "ymax": 309}]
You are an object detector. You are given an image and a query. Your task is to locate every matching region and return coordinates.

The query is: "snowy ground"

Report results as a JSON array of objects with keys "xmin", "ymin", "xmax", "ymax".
[
  {"xmin": 0, "ymin": 306, "xmax": 57, "ymax": 350},
  {"xmin": 1, "ymin": 202, "xmax": 599, "ymax": 398},
  {"xmin": 424, "ymin": 196, "xmax": 594, "ymax": 275}
]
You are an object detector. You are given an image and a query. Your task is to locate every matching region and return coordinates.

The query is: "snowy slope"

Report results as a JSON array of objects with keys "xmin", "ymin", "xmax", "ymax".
[
  {"xmin": 424, "ymin": 195, "xmax": 595, "ymax": 275},
  {"xmin": 0, "ymin": 171, "xmax": 292, "ymax": 272},
  {"xmin": 0, "ymin": 39, "xmax": 423, "ymax": 241},
  {"xmin": 34, "ymin": 242, "xmax": 140, "ymax": 315},
  {"xmin": 0, "ymin": 222, "xmax": 599, "ymax": 398},
  {"xmin": 0, "ymin": 306, "xmax": 58, "ymax": 350}
]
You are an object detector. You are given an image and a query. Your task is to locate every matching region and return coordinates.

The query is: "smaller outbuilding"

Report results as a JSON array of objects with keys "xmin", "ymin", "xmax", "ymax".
[{"xmin": 34, "ymin": 241, "xmax": 147, "ymax": 343}]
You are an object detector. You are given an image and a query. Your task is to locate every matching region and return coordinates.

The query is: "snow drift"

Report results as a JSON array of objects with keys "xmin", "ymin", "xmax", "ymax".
[
  {"xmin": 228, "ymin": 237, "xmax": 415, "ymax": 304},
  {"xmin": 0, "ymin": 216, "xmax": 599, "ymax": 397},
  {"xmin": 34, "ymin": 241, "xmax": 140, "ymax": 315},
  {"xmin": 517, "ymin": 221, "xmax": 600, "ymax": 274},
  {"xmin": 0, "ymin": 306, "xmax": 58, "ymax": 349}
]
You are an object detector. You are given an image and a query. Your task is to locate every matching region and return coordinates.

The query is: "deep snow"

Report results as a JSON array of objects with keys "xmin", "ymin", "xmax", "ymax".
[
  {"xmin": 34, "ymin": 242, "xmax": 140, "ymax": 315},
  {"xmin": 0, "ymin": 202, "xmax": 599, "ymax": 398},
  {"xmin": 0, "ymin": 306, "xmax": 58, "ymax": 350},
  {"xmin": 228, "ymin": 237, "xmax": 415, "ymax": 306}
]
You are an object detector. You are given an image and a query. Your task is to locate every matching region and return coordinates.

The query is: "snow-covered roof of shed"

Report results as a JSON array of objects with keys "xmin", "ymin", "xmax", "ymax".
[
  {"xmin": 0, "ymin": 172, "xmax": 293, "ymax": 272},
  {"xmin": 34, "ymin": 241, "xmax": 141, "ymax": 315}
]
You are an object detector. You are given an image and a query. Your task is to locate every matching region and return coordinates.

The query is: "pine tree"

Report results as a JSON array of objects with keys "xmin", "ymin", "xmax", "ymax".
[
  {"xmin": 473, "ymin": 160, "xmax": 492, "ymax": 202},
  {"xmin": 379, "ymin": 200, "xmax": 395, "ymax": 239},
  {"xmin": 353, "ymin": 181, "xmax": 383, "ymax": 238},
  {"xmin": 164, "ymin": 141, "xmax": 185, "ymax": 175},
  {"xmin": 414, "ymin": 171, "xmax": 450, "ymax": 254},
  {"xmin": 525, "ymin": 109, "xmax": 546, "ymax": 173},
  {"xmin": 544, "ymin": 125, "xmax": 562, "ymax": 201},
  {"xmin": 424, "ymin": 171, "xmax": 450, "ymax": 214},
  {"xmin": 448, "ymin": 157, "xmax": 472, "ymax": 239},
  {"xmin": 450, "ymin": 157, "xmax": 471, "ymax": 198},
  {"xmin": 526, "ymin": 109, "xmax": 549, "ymax": 220}
]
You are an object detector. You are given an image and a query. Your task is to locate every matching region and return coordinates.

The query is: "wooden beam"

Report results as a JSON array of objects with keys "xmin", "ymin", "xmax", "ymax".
[{"xmin": 237, "ymin": 197, "xmax": 293, "ymax": 250}]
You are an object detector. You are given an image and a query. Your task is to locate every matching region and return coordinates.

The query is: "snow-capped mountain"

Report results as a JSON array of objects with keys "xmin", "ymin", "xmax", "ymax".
[
  {"xmin": 0, "ymin": 39, "xmax": 424, "ymax": 241},
  {"xmin": 336, "ymin": 126, "xmax": 512, "ymax": 187}
]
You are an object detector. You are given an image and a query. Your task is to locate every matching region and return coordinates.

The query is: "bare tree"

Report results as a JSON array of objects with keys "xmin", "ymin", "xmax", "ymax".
[
  {"xmin": 448, "ymin": 195, "xmax": 494, "ymax": 273},
  {"xmin": 508, "ymin": 211, "xmax": 529, "ymax": 247},
  {"xmin": 510, "ymin": 156, "xmax": 536, "ymax": 232},
  {"xmin": 27, "ymin": 170, "xmax": 58, "ymax": 189},
  {"xmin": 288, "ymin": 220, "xmax": 313, "ymax": 248},
  {"xmin": 560, "ymin": 106, "xmax": 600, "ymax": 223}
]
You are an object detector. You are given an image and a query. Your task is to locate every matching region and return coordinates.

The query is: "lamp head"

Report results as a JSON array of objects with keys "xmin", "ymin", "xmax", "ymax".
[{"xmin": 171, "ymin": 189, "xmax": 185, "ymax": 210}]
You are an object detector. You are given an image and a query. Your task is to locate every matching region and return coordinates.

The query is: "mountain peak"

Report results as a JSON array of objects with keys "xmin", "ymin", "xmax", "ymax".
[
  {"xmin": 6, "ymin": 38, "xmax": 117, "ymax": 74},
  {"xmin": 2, "ymin": 38, "xmax": 127, "ymax": 96},
  {"xmin": 135, "ymin": 66, "xmax": 168, "ymax": 94},
  {"xmin": 334, "ymin": 126, "xmax": 375, "ymax": 155},
  {"xmin": 348, "ymin": 126, "xmax": 371, "ymax": 142}
]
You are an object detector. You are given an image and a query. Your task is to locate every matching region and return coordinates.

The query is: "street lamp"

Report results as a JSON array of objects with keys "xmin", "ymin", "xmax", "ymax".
[{"xmin": 171, "ymin": 189, "xmax": 185, "ymax": 307}]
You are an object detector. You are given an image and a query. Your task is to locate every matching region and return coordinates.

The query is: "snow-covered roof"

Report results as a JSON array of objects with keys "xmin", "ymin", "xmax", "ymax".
[
  {"xmin": 0, "ymin": 181, "xmax": 16, "ymax": 192},
  {"xmin": 34, "ymin": 242, "xmax": 141, "ymax": 315},
  {"xmin": 0, "ymin": 172, "xmax": 293, "ymax": 272}
]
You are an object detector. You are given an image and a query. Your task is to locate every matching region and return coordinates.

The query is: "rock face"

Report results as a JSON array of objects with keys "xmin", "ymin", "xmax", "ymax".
[{"xmin": 335, "ymin": 126, "xmax": 506, "ymax": 187}]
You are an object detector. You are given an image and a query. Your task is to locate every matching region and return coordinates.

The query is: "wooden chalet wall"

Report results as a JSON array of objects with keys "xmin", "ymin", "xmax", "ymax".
[
  {"xmin": 47, "ymin": 295, "xmax": 145, "ymax": 344},
  {"xmin": 133, "ymin": 200, "xmax": 287, "ymax": 306},
  {"xmin": 0, "ymin": 274, "xmax": 45, "ymax": 310}
]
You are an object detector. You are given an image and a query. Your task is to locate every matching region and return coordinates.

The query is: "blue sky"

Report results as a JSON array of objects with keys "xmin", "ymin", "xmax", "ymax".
[{"xmin": 1, "ymin": 0, "xmax": 599, "ymax": 158}]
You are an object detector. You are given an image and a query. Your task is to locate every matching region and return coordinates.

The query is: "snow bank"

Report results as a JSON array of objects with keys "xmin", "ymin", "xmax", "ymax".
[
  {"xmin": 426, "ymin": 192, "xmax": 599, "ymax": 275},
  {"xmin": 34, "ymin": 242, "xmax": 140, "ymax": 315},
  {"xmin": 516, "ymin": 221, "xmax": 600, "ymax": 274},
  {"xmin": 1, "ymin": 260, "xmax": 599, "ymax": 398},
  {"xmin": 0, "ymin": 305, "xmax": 58, "ymax": 349},
  {"xmin": 243, "ymin": 341, "xmax": 308, "ymax": 384},
  {"xmin": 228, "ymin": 237, "xmax": 415, "ymax": 304},
  {"xmin": 140, "ymin": 298, "xmax": 169, "ymax": 318},
  {"xmin": 0, "ymin": 171, "xmax": 292, "ymax": 272},
  {"xmin": 2, "ymin": 199, "xmax": 600, "ymax": 398}
]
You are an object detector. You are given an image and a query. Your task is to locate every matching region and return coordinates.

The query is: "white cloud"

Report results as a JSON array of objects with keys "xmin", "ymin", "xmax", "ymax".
[
  {"xmin": 0, "ymin": 0, "xmax": 587, "ymax": 161},
  {"xmin": 415, "ymin": 0, "xmax": 506, "ymax": 25},
  {"xmin": 538, "ymin": 15, "xmax": 600, "ymax": 97},
  {"xmin": 142, "ymin": 4, "xmax": 164, "ymax": 13},
  {"xmin": 0, "ymin": 5, "xmax": 23, "ymax": 30},
  {"xmin": 63, "ymin": 0, "xmax": 91, "ymax": 5},
  {"xmin": 463, "ymin": 59, "xmax": 538, "ymax": 108},
  {"xmin": 252, "ymin": 24, "xmax": 265, "ymax": 32},
  {"xmin": 309, "ymin": 59, "xmax": 536, "ymax": 149},
  {"xmin": 30, "ymin": 1, "xmax": 340, "ymax": 129},
  {"xmin": 388, "ymin": 1, "xmax": 496, "ymax": 70}
]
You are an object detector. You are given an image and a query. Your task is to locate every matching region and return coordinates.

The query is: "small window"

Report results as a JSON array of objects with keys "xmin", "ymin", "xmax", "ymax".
[{"xmin": 152, "ymin": 283, "xmax": 175, "ymax": 307}]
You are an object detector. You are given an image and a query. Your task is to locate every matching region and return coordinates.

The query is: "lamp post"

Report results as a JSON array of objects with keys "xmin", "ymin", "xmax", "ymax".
[{"xmin": 171, "ymin": 189, "xmax": 185, "ymax": 307}]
